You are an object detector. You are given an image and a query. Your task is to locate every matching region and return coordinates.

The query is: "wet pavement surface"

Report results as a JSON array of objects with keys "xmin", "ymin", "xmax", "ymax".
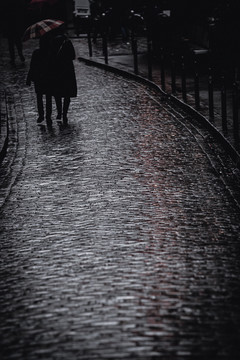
[{"xmin": 1, "ymin": 37, "xmax": 240, "ymax": 360}]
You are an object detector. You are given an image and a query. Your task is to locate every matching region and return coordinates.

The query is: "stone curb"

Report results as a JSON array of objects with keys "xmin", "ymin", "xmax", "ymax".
[
  {"xmin": 0, "ymin": 91, "xmax": 9, "ymax": 164},
  {"xmin": 78, "ymin": 55, "xmax": 240, "ymax": 169}
]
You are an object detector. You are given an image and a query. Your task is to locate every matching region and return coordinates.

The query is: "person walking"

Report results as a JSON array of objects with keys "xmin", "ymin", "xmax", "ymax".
[
  {"xmin": 48, "ymin": 27, "xmax": 77, "ymax": 126},
  {"xmin": 2, "ymin": 0, "xmax": 26, "ymax": 66},
  {"xmin": 26, "ymin": 35, "xmax": 52, "ymax": 125}
]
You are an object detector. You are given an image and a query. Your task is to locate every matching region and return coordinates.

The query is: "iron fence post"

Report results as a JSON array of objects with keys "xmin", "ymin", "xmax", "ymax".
[
  {"xmin": 171, "ymin": 52, "xmax": 176, "ymax": 94},
  {"xmin": 221, "ymin": 74, "xmax": 227, "ymax": 134},
  {"xmin": 194, "ymin": 57, "xmax": 200, "ymax": 109},
  {"xmin": 147, "ymin": 39, "xmax": 152, "ymax": 81},
  {"xmin": 102, "ymin": 34, "xmax": 108, "ymax": 64},
  {"xmin": 87, "ymin": 22, "xmax": 92, "ymax": 57},
  {"xmin": 101, "ymin": 13, "xmax": 108, "ymax": 64},
  {"xmin": 208, "ymin": 67, "xmax": 214, "ymax": 120},
  {"xmin": 160, "ymin": 48, "xmax": 165, "ymax": 91},
  {"xmin": 133, "ymin": 38, "xmax": 138, "ymax": 75},
  {"xmin": 181, "ymin": 55, "xmax": 187, "ymax": 102},
  {"xmin": 233, "ymin": 81, "xmax": 239, "ymax": 144}
]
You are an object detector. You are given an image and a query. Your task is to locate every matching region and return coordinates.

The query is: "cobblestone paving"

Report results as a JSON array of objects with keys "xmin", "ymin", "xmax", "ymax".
[
  {"xmin": 1, "ymin": 37, "xmax": 240, "ymax": 360},
  {"xmin": 74, "ymin": 34, "xmax": 239, "ymax": 151}
]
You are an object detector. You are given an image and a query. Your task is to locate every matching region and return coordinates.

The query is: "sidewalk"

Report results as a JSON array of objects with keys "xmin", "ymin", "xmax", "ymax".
[{"xmin": 0, "ymin": 34, "xmax": 240, "ymax": 360}]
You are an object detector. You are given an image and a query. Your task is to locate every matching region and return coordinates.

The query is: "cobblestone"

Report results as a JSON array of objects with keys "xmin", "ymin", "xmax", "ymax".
[{"xmin": 0, "ymin": 36, "xmax": 240, "ymax": 359}]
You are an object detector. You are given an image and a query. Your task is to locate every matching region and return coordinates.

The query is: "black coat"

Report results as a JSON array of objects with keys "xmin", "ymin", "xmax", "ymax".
[
  {"xmin": 48, "ymin": 34, "xmax": 77, "ymax": 98},
  {"xmin": 27, "ymin": 48, "xmax": 50, "ymax": 95}
]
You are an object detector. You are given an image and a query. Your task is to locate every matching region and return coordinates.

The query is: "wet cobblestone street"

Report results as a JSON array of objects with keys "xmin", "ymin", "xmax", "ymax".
[{"xmin": 1, "ymin": 38, "xmax": 240, "ymax": 359}]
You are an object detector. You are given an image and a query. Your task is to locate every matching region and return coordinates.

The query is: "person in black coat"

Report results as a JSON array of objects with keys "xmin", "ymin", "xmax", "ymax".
[
  {"xmin": 48, "ymin": 28, "xmax": 77, "ymax": 125},
  {"xmin": 26, "ymin": 35, "xmax": 52, "ymax": 124}
]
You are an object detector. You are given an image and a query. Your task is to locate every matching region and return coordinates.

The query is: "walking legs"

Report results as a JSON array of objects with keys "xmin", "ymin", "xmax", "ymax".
[
  {"xmin": 55, "ymin": 96, "xmax": 62, "ymax": 119},
  {"xmin": 46, "ymin": 95, "xmax": 52, "ymax": 120},
  {"xmin": 8, "ymin": 35, "xmax": 25, "ymax": 65},
  {"xmin": 37, "ymin": 93, "xmax": 44, "ymax": 122},
  {"xmin": 54, "ymin": 96, "xmax": 70, "ymax": 124},
  {"xmin": 7, "ymin": 37, "xmax": 15, "ymax": 65},
  {"xmin": 63, "ymin": 97, "xmax": 70, "ymax": 123},
  {"xmin": 15, "ymin": 36, "xmax": 25, "ymax": 62},
  {"xmin": 36, "ymin": 93, "xmax": 52, "ymax": 124}
]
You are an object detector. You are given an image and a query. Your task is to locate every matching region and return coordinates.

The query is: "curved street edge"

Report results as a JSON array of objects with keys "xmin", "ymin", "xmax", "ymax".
[
  {"xmin": 78, "ymin": 56, "xmax": 240, "ymax": 170},
  {"xmin": 0, "ymin": 91, "xmax": 9, "ymax": 164}
]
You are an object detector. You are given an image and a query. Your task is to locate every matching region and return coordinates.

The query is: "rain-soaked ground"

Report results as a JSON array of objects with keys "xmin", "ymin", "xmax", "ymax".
[{"xmin": 0, "ymin": 37, "xmax": 240, "ymax": 360}]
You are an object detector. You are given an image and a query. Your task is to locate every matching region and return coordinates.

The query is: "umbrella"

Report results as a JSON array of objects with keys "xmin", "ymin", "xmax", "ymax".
[
  {"xmin": 23, "ymin": 19, "xmax": 64, "ymax": 41},
  {"xmin": 30, "ymin": 0, "xmax": 58, "ymax": 5}
]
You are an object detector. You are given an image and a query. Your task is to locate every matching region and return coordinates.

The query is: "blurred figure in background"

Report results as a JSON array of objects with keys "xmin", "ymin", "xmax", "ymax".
[{"xmin": 1, "ymin": 0, "xmax": 27, "ymax": 66}]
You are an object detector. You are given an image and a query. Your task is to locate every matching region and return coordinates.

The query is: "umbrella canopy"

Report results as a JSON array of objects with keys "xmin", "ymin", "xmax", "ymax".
[
  {"xmin": 23, "ymin": 19, "xmax": 64, "ymax": 41},
  {"xmin": 30, "ymin": 0, "xmax": 58, "ymax": 5}
]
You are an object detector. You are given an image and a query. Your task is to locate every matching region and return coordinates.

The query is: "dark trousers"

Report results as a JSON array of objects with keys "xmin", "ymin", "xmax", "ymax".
[
  {"xmin": 54, "ymin": 96, "xmax": 70, "ymax": 119},
  {"xmin": 37, "ymin": 93, "xmax": 52, "ymax": 119}
]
